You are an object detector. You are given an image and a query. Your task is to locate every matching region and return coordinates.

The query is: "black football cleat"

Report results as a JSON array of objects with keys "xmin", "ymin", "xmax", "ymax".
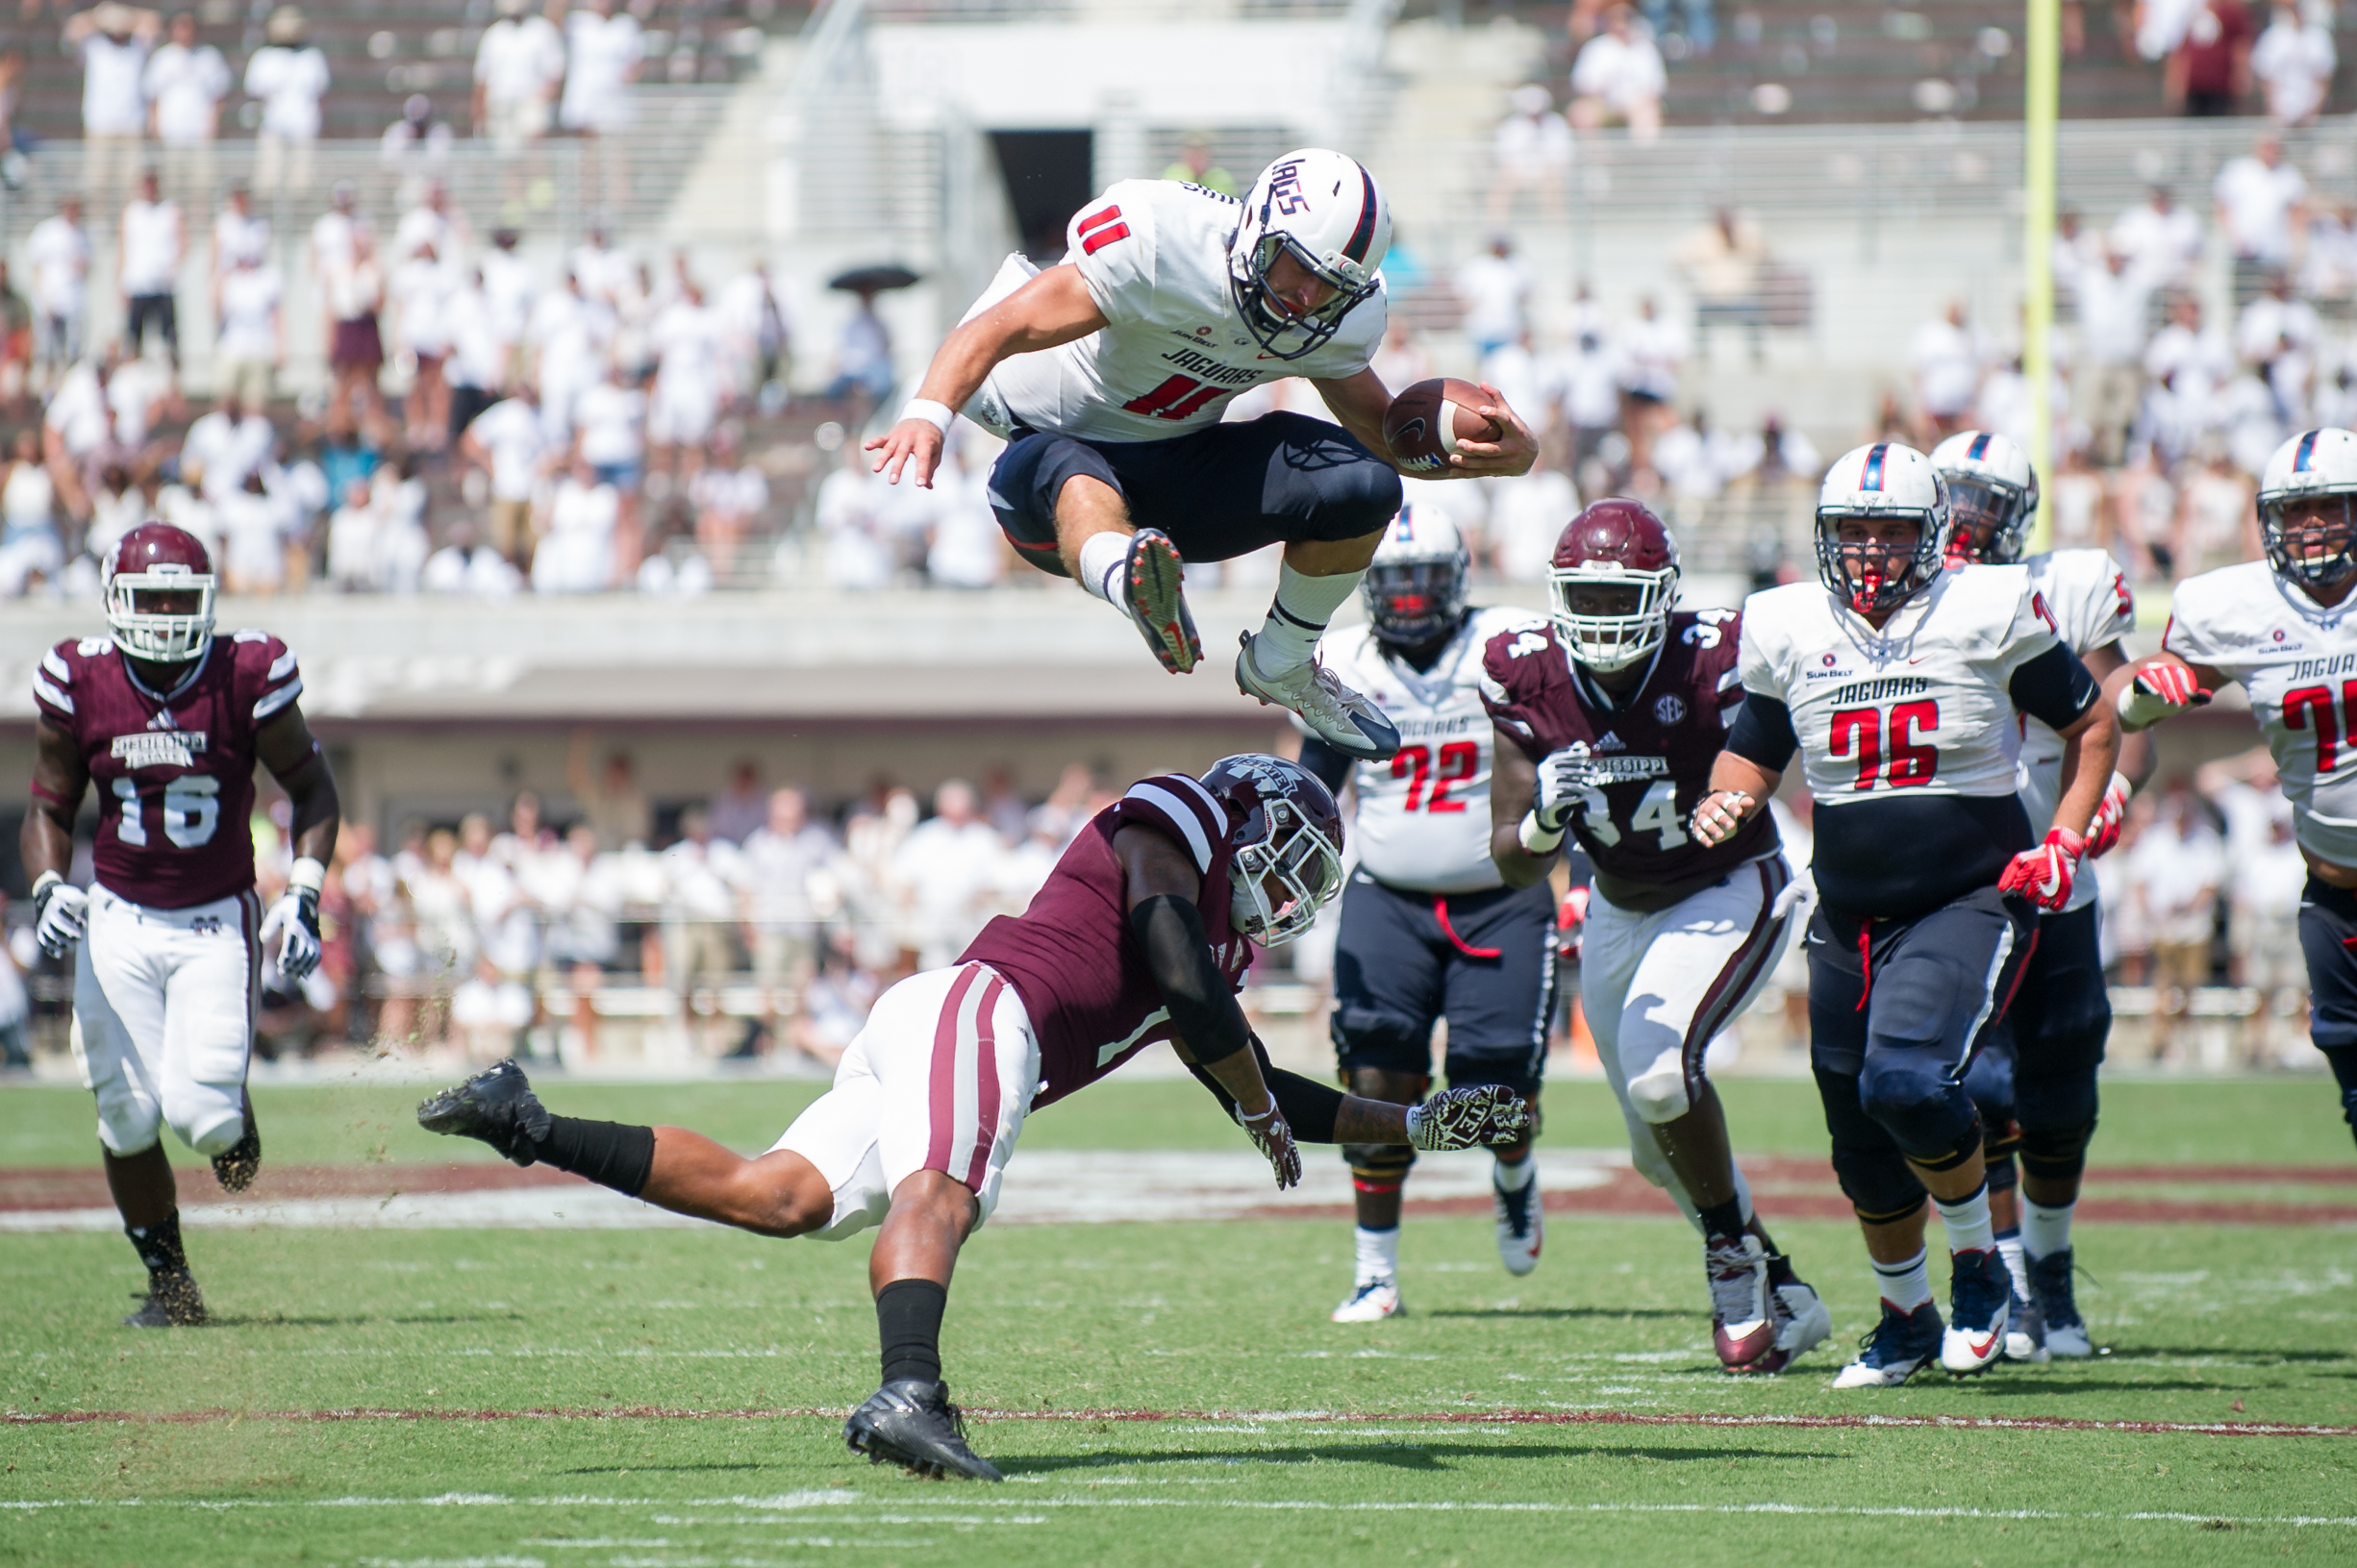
[
  {"xmin": 844, "ymin": 1380, "xmax": 1002, "ymax": 1481},
  {"xmin": 212, "ymin": 1093, "xmax": 262, "ymax": 1193},
  {"xmin": 416, "ymin": 1058, "xmax": 551, "ymax": 1166},
  {"xmin": 124, "ymin": 1268, "xmax": 207, "ymax": 1328}
]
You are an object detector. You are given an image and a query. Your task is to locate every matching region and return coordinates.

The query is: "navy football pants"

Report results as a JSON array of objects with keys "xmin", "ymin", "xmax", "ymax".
[
  {"xmin": 2296, "ymin": 877, "xmax": 2357, "ymax": 1151},
  {"xmin": 1330, "ymin": 875, "xmax": 1559, "ymax": 1097},
  {"xmin": 1808, "ymin": 884, "xmax": 2039, "ymax": 1222},
  {"xmin": 1963, "ymin": 899, "xmax": 2110, "ymax": 1192},
  {"xmin": 989, "ymin": 411, "xmax": 1403, "ymax": 576}
]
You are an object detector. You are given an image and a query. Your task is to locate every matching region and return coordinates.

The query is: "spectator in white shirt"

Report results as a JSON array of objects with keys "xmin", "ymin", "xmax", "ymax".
[
  {"xmin": 529, "ymin": 270, "xmax": 614, "ymax": 446},
  {"xmin": 2215, "ymin": 135, "xmax": 2310, "ymax": 303},
  {"xmin": 1909, "ymin": 298, "xmax": 1990, "ymax": 439},
  {"xmin": 1568, "ymin": 4, "xmax": 1666, "ymax": 142},
  {"xmin": 143, "ymin": 12, "xmax": 228, "ymax": 189},
  {"xmin": 559, "ymin": 0, "xmax": 642, "ymax": 207},
  {"xmin": 389, "ymin": 236, "xmax": 456, "ymax": 451},
  {"xmin": 481, "ymin": 228, "xmax": 539, "ymax": 347},
  {"xmin": 26, "ymin": 198, "xmax": 91, "ymax": 390},
  {"xmin": 890, "ymin": 780, "xmax": 1007, "ymax": 972},
  {"xmin": 180, "ymin": 388, "xmax": 273, "ymax": 501},
  {"xmin": 2072, "ymin": 249, "xmax": 2156, "ymax": 466},
  {"xmin": 440, "ymin": 266, "xmax": 510, "ymax": 444},
  {"xmin": 2236, "ymin": 268, "xmax": 2321, "ymax": 422},
  {"xmin": 2251, "ymin": 0, "xmax": 2334, "ymax": 125},
  {"xmin": 210, "ymin": 184, "xmax": 267, "ymax": 292},
  {"xmin": 660, "ymin": 805, "xmax": 741, "ymax": 1057},
  {"xmin": 736, "ymin": 786, "xmax": 838, "ymax": 1056},
  {"xmin": 422, "ymin": 519, "xmax": 523, "ymax": 597},
  {"xmin": 1488, "ymin": 83, "xmax": 1574, "ymax": 223},
  {"xmin": 1454, "ymin": 235, "xmax": 1531, "ymax": 360},
  {"xmin": 532, "ymin": 456, "xmax": 619, "ymax": 593},
  {"xmin": 116, "ymin": 168, "xmax": 182, "ymax": 376},
  {"xmin": 379, "ymin": 92, "xmax": 454, "ymax": 173},
  {"xmin": 650, "ymin": 278, "xmax": 723, "ymax": 479},
  {"xmin": 925, "ymin": 442, "xmax": 1007, "ymax": 590},
  {"xmin": 211, "ymin": 249, "xmax": 281, "ymax": 411},
  {"xmin": 814, "ymin": 436, "xmax": 891, "ymax": 591},
  {"xmin": 570, "ymin": 220, "xmax": 632, "ymax": 311},
  {"xmin": 216, "ymin": 467, "xmax": 292, "ymax": 594},
  {"xmin": 1616, "ymin": 293, "xmax": 1688, "ymax": 471},
  {"xmin": 690, "ymin": 421, "xmax": 765, "ymax": 580},
  {"xmin": 473, "ymin": 0, "xmax": 564, "ymax": 148},
  {"xmin": 244, "ymin": 7, "xmax": 329, "ymax": 195},
  {"xmin": 2109, "ymin": 184, "xmax": 2205, "ymax": 292},
  {"xmin": 65, "ymin": 4, "xmax": 160, "ymax": 204},
  {"xmin": 821, "ymin": 285, "xmax": 893, "ymax": 406},
  {"xmin": 718, "ymin": 261, "xmax": 791, "ymax": 402},
  {"xmin": 325, "ymin": 475, "xmax": 381, "ymax": 591},
  {"xmin": 460, "ymin": 385, "xmax": 548, "ymax": 566}
]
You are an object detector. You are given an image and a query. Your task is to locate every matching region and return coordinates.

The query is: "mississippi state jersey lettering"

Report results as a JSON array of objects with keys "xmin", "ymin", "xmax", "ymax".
[
  {"xmin": 965, "ymin": 179, "xmax": 1387, "ymax": 444},
  {"xmin": 1483, "ymin": 609, "xmax": 1774, "ymax": 899},
  {"xmin": 959, "ymin": 773, "xmax": 1250, "ymax": 1108},
  {"xmin": 1310, "ymin": 608, "xmax": 1537, "ymax": 893},
  {"xmin": 2164, "ymin": 560, "xmax": 2357, "ymax": 867},
  {"xmin": 1740, "ymin": 568, "xmax": 2061, "ymax": 917},
  {"xmin": 32, "ymin": 631, "xmax": 300, "ymax": 908},
  {"xmin": 2015, "ymin": 548, "xmax": 2135, "ymax": 912}
]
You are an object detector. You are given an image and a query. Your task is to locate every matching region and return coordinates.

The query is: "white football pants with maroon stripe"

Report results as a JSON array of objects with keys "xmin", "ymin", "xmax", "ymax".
[
  {"xmin": 771, "ymin": 961, "xmax": 1041, "ymax": 1240},
  {"xmin": 71, "ymin": 882, "xmax": 262, "ymax": 1158},
  {"xmin": 1579, "ymin": 852, "xmax": 1805, "ymax": 1229}
]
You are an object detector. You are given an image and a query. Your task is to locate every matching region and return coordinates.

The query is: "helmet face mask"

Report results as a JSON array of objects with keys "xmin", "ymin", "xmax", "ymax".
[
  {"xmin": 1816, "ymin": 442, "xmax": 1951, "ymax": 616},
  {"xmin": 1362, "ymin": 504, "xmax": 1468, "ymax": 647},
  {"xmin": 1549, "ymin": 565, "xmax": 1673, "ymax": 671},
  {"xmin": 1196, "ymin": 753, "xmax": 1346, "ymax": 946},
  {"xmin": 1929, "ymin": 429, "xmax": 2039, "ymax": 565}
]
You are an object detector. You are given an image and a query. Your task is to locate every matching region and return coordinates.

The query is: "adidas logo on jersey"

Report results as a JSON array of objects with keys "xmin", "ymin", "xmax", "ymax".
[
  {"xmin": 1595, "ymin": 732, "xmax": 1626, "ymax": 753},
  {"xmin": 147, "ymin": 708, "xmax": 180, "ymax": 732}
]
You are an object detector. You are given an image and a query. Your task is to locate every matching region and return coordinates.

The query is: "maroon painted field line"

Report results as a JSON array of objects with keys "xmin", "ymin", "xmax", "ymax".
[{"xmin": 8, "ymin": 1406, "xmax": 2354, "ymax": 1439}]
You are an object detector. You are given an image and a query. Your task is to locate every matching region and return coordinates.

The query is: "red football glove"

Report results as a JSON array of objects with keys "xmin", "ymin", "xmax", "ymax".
[
  {"xmin": 2085, "ymin": 773, "xmax": 2133, "ymax": 859},
  {"xmin": 1998, "ymin": 827, "xmax": 2088, "ymax": 911},
  {"xmin": 1557, "ymin": 884, "xmax": 1591, "ymax": 962}
]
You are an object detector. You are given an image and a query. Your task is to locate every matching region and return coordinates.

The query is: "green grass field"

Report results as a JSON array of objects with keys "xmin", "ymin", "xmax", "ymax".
[{"xmin": 5, "ymin": 1075, "xmax": 2356, "ymax": 1566}]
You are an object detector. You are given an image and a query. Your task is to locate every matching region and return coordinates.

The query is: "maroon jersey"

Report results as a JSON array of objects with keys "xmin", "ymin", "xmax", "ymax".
[
  {"xmin": 32, "ymin": 631, "xmax": 302, "ymax": 909},
  {"xmin": 960, "ymin": 773, "xmax": 1250, "ymax": 1108},
  {"xmin": 1482, "ymin": 608, "xmax": 1777, "ymax": 906}
]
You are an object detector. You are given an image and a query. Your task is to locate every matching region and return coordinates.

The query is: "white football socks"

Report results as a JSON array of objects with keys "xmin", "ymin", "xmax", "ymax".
[
  {"xmin": 1493, "ymin": 1153, "xmax": 1536, "ymax": 1192},
  {"xmin": 2021, "ymin": 1198, "xmax": 2075, "ymax": 1260},
  {"xmin": 1871, "ymin": 1248, "xmax": 1934, "ymax": 1312},
  {"xmin": 1076, "ymin": 530, "xmax": 1129, "ymax": 607},
  {"xmin": 1252, "ymin": 561, "xmax": 1363, "ymax": 677},
  {"xmin": 1934, "ymin": 1182, "xmax": 1996, "ymax": 1256},
  {"xmin": 1994, "ymin": 1231, "xmax": 2031, "ymax": 1302},
  {"xmin": 1355, "ymin": 1224, "xmax": 1401, "ymax": 1287}
]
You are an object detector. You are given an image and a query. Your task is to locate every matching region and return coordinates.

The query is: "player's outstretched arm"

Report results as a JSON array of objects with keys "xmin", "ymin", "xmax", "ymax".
[
  {"xmin": 256, "ymin": 705, "xmax": 340, "ymax": 981},
  {"xmin": 1690, "ymin": 751, "xmax": 1782, "ymax": 849},
  {"xmin": 1181, "ymin": 1041, "xmax": 1531, "ymax": 1151},
  {"xmin": 2104, "ymin": 650, "xmax": 2229, "ymax": 732},
  {"xmin": 865, "ymin": 265, "xmax": 1109, "ymax": 489},
  {"xmin": 1313, "ymin": 371, "xmax": 1538, "ymax": 480},
  {"xmin": 24, "ymin": 715, "xmax": 89, "ymax": 958}
]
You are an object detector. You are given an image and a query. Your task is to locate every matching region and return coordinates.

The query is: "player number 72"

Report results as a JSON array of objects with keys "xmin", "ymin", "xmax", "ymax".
[{"xmin": 1391, "ymin": 741, "xmax": 1477, "ymax": 812}]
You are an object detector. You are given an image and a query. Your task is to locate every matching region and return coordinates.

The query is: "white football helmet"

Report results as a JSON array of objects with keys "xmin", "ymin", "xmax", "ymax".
[
  {"xmin": 1815, "ymin": 441, "xmax": 1951, "ymax": 615},
  {"xmin": 2259, "ymin": 428, "xmax": 2357, "ymax": 590},
  {"xmin": 1229, "ymin": 149, "xmax": 1391, "ymax": 361},
  {"xmin": 1362, "ymin": 504, "xmax": 1468, "ymax": 648},
  {"xmin": 1930, "ymin": 429, "xmax": 2040, "ymax": 564}
]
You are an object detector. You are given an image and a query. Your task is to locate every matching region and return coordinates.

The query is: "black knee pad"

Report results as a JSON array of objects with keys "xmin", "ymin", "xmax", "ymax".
[
  {"xmin": 2016, "ymin": 1066, "xmax": 2100, "ymax": 1142},
  {"xmin": 1984, "ymin": 1148, "xmax": 2019, "ymax": 1196},
  {"xmin": 1980, "ymin": 1113, "xmax": 2021, "ymax": 1165},
  {"xmin": 1858, "ymin": 1057, "xmax": 1981, "ymax": 1160},
  {"xmin": 1343, "ymin": 1142, "xmax": 1416, "ymax": 1189},
  {"xmin": 2019, "ymin": 1116, "xmax": 2098, "ymax": 1184},
  {"xmin": 1332, "ymin": 1005, "xmax": 1432, "ymax": 1066},
  {"xmin": 1831, "ymin": 1141, "xmax": 1928, "ymax": 1222}
]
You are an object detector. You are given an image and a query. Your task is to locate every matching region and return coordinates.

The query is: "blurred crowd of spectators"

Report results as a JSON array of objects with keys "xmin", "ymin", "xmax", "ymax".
[{"xmin": 214, "ymin": 744, "xmax": 1131, "ymax": 1068}]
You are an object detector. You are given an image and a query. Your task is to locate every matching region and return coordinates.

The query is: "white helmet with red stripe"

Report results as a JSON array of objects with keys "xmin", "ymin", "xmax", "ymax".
[
  {"xmin": 1229, "ymin": 148, "xmax": 1391, "ymax": 361},
  {"xmin": 2259, "ymin": 428, "xmax": 2357, "ymax": 590},
  {"xmin": 1815, "ymin": 441, "xmax": 1952, "ymax": 615}
]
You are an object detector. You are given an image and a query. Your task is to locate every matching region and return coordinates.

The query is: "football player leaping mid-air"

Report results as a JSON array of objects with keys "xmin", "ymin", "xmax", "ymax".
[
  {"xmin": 1693, "ymin": 443, "xmax": 2119, "ymax": 1386},
  {"xmin": 865, "ymin": 149, "xmax": 1537, "ymax": 764},
  {"xmin": 2107, "ymin": 429, "xmax": 2357, "ymax": 1157},
  {"xmin": 1933, "ymin": 429, "xmax": 2144, "ymax": 1363},
  {"xmin": 1485, "ymin": 499, "xmax": 1832, "ymax": 1374},
  {"xmin": 420, "ymin": 755, "xmax": 1529, "ymax": 1483},
  {"xmin": 26, "ymin": 523, "xmax": 340, "ymax": 1329},
  {"xmin": 1288, "ymin": 506, "xmax": 1562, "ymax": 1322}
]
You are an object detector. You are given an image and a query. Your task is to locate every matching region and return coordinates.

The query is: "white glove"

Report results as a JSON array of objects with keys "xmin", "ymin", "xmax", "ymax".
[
  {"xmin": 32, "ymin": 873, "xmax": 87, "ymax": 958},
  {"xmin": 262, "ymin": 857, "xmax": 326, "ymax": 982},
  {"xmin": 1532, "ymin": 748, "xmax": 1592, "ymax": 834}
]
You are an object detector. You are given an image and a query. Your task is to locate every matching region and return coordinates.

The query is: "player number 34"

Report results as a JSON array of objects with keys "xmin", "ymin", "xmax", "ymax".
[{"xmin": 113, "ymin": 774, "xmax": 221, "ymax": 849}]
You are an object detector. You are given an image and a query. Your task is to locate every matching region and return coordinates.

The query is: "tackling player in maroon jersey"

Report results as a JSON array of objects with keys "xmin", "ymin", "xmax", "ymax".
[
  {"xmin": 1484, "ymin": 500, "xmax": 1831, "ymax": 1372},
  {"xmin": 419, "ymin": 755, "xmax": 1528, "ymax": 1481},
  {"xmin": 25, "ymin": 523, "xmax": 340, "ymax": 1328}
]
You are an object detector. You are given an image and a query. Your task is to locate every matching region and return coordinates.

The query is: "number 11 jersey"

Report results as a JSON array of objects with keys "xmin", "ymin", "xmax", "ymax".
[{"xmin": 1482, "ymin": 608, "xmax": 1775, "ymax": 908}]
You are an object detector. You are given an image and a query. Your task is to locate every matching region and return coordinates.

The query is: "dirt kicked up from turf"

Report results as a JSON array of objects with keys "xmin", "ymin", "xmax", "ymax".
[{"xmin": 4, "ymin": 1148, "xmax": 2354, "ymax": 1231}]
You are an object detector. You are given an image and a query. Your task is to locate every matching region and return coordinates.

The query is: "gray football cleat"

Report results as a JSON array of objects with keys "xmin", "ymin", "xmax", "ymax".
[
  {"xmin": 1235, "ymin": 632, "xmax": 1402, "ymax": 761},
  {"xmin": 416, "ymin": 1058, "xmax": 551, "ymax": 1166},
  {"xmin": 844, "ymin": 1379, "xmax": 1002, "ymax": 1481}
]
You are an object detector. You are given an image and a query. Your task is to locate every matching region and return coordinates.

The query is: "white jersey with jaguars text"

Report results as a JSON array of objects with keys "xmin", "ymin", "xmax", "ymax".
[
  {"xmin": 964, "ymin": 178, "xmax": 1387, "ymax": 445},
  {"xmin": 2163, "ymin": 560, "xmax": 2357, "ymax": 867},
  {"xmin": 2014, "ymin": 549, "xmax": 2136, "ymax": 911},
  {"xmin": 1738, "ymin": 564, "xmax": 2065, "ymax": 809},
  {"xmin": 1305, "ymin": 607, "xmax": 1542, "ymax": 893}
]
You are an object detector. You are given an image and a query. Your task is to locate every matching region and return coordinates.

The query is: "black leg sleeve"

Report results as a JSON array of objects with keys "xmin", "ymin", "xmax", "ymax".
[{"xmin": 1188, "ymin": 1037, "xmax": 1343, "ymax": 1142}]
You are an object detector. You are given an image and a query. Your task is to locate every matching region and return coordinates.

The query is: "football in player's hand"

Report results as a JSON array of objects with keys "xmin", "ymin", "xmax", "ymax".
[{"xmin": 1382, "ymin": 378, "xmax": 1503, "ymax": 474}]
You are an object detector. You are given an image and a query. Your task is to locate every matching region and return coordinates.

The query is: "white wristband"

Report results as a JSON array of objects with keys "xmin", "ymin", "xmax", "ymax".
[
  {"xmin": 30, "ymin": 870, "xmax": 60, "ymax": 899},
  {"xmin": 288, "ymin": 857, "xmax": 327, "ymax": 898},
  {"xmin": 899, "ymin": 398, "xmax": 955, "ymax": 437},
  {"xmin": 1517, "ymin": 810, "xmax": 1565, "ymax": 855}
]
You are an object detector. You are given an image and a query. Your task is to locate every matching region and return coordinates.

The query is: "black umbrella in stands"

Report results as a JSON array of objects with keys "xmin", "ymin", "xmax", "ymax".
[{"xmin": 828, "ymin": 264, "xmax": 921, "ymax": 294}]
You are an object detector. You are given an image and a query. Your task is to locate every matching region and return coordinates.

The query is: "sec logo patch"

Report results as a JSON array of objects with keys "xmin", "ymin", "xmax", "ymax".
[{"xmin": 1654, "ymin": 694, "xmax": 1687, "ymax": 725}]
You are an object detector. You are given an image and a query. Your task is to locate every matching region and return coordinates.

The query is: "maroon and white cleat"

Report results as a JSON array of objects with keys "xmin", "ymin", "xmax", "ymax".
[{"xmin": 1707, "ymin": 1234, "xmax": 1776, "ymax": 1371}]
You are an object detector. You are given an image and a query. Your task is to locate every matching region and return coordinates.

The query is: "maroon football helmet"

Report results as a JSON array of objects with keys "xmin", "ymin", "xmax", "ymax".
[
  {"xmin": 1197, "ymin": 753, "xmax": 1344, "ymax": 945},
  {"xmin": 104, "ymin": 522, "xmax": 216, "ymax": 662},
  {"xmin": 1549, "ymin": 498, "xmax": 1681, "ymax": 672}
]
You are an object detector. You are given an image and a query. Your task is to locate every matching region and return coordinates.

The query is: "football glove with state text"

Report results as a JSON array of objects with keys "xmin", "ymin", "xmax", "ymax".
[{"xmin": 1407, "ymin": 1084, "xmax": 1533, "ymax": 1151}]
